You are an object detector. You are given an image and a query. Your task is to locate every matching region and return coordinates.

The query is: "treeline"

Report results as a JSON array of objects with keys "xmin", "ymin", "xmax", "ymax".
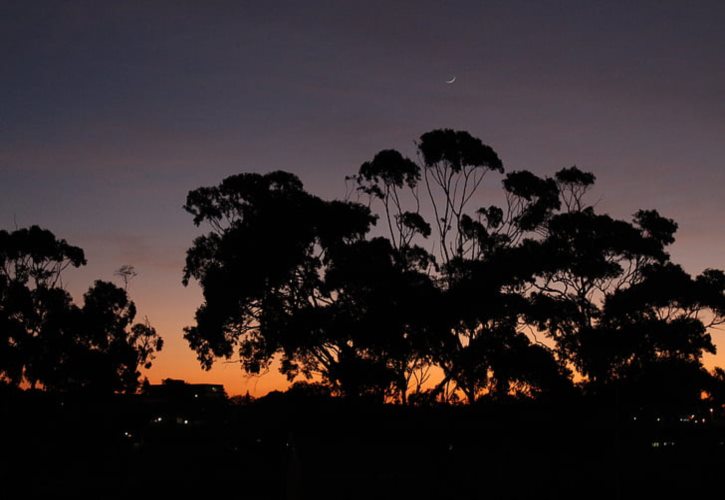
[
  {"xmin": 3, "ymin": 129, "xmax": 724, "ymax": 414},
  {"xmin": 182, "ymin": 129, "xmax": 725, "ymax": 412}
]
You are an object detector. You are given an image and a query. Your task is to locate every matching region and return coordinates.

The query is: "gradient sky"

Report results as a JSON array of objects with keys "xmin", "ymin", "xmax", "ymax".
[{"xmin": 2, "ymin": 0, "xmax": 725, "ymax": 396}]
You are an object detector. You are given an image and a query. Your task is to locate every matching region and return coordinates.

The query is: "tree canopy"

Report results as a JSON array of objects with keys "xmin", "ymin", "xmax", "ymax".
[
  {"xmin": 0, "ymin": 226, "xmax": 163, "ymax": 393},
  {"xmin": 182, "ymin": 129, "xmax": 725, "ymax": 411}
]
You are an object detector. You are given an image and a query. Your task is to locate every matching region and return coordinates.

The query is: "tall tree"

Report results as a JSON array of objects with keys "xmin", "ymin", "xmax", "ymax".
[
  {"xmin": 594, "ymin": 263, "xmax": 724, "ymax": 409},
  {"xmin": 430, "ymin": 170, "xmax": 568, "ymax": 403},
  {"xmin": 182, "ymin": 171, "xmax": 387, "ymax": 398},
  {"xmin": 526, "ymin": 173, "xmax": 724, "ymax": 407},
  {"xmin": 0, "ymin": 226, "xmax": 86, "ymax": 386},
  {"xmin": 352, "ymin": 131, "xmax": 568, "ymax": 403},
  {"xmin": 350, "ymin": 128, "xmax": 504, "ymax": 267},
  {"xmin": 323, "ymin": 237, "xmax": 440, "ymax": 403}
]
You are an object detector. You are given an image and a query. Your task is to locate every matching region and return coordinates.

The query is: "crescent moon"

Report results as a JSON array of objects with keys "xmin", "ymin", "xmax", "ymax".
[{"xmin": 445, "ymin": 76, "xmax": 456, "ymax": 84}]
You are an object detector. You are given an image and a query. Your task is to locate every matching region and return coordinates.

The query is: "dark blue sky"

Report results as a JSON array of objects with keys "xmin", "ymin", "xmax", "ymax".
[{"xmin": 2, "ymin": 0, "xmax": 725, "ymax": 393}]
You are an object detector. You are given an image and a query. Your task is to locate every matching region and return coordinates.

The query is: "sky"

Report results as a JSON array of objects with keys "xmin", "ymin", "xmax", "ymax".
[{"xmin": 2, "ymin": 0, "xmax": 725, "ymax": 396}]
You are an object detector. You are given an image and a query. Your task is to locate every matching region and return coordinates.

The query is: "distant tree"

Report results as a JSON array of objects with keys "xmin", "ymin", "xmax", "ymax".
[
  {"xmin": 114, "ymin": 264, "xmax": 138, "ymax": 290},
  {"xmin": 0, "ymin": 226, "xmax": 162, "ymax": 393}
]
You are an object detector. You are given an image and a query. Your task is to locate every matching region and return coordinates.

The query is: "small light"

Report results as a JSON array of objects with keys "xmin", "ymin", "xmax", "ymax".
[{"xmin": 183, "ymin": 419, "xmax": 189, "ymax": 425}]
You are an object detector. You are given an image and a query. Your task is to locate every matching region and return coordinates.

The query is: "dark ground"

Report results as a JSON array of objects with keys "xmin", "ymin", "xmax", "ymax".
[{"xmin": 2, "ymin": 389, "xmax": 723, "ymax": 499}]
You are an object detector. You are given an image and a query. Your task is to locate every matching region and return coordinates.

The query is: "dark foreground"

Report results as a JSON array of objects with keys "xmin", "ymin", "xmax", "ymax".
[{"xmin": 2, "ymin": 390, "xmax": 724, "ymax": 499}]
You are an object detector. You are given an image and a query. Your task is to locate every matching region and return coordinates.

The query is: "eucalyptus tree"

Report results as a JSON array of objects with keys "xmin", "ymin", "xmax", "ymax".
[
  {"xmin": 593, "ymin": 263, "xmax": 725, "ymax": 409},
  {"xmin": 69, "ymin": 280, "xmax": 163, "ymax": 393},
  {"xmin": 429, "ymin": 170, "xmax": 570, "ymax": 403},
  {"xmin": 352, "ymin": 130, "xmax": 569, "ymax": 403},
  {"xmin": 182, "ymin": 171, "xmax": 402, "ymax": 399},
  {"xmin": 0, "ymin": 226, "xmax": 162, "ymax": 393},
  {"xmin": 525, "ymin": 172, "xmax": 725, "ymax": 406},
  {"xmin": 323, "ymin": 236, "xmax": 440, "ymax": 403},
  {"xmin": 0, "ymin": 225, "xmax": 86, "ymax": 386},
  {"xmin": 350, "ymin": 129, "xmax": 504, "ymax": 267}
]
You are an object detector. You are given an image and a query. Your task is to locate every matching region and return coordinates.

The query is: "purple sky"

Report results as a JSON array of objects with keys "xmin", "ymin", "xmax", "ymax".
[{"xmin": 2, "ymin": 1, "xmax": 725, "ymax": 395}]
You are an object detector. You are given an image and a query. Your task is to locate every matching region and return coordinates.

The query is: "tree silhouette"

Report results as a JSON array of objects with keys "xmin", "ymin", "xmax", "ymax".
[
  {"xmin": 183, "ymin": 130, "xmax": 724, "ymax": 409},
  {"xmin": 114, "ymin": 264, "xmax": 138, "ymax": 290},
  {"xmin": 68, "ymin": 280, "xmax": 163, "ymax": 393},
  {"xmin": 350, "ymin": 128, "xmax": 504, "ymax": 267},
  {"xmin": 0, "ymin": 226, "xmax": 162, "ymax": 392},
  {"xmin": 525, "ymin": 181, "xmax": 724, "ymax": 407},
  {"xmin": 353, "ymin": 134, "xmax": 576, "ymax": 403},
  {"xmin": 426, "ymin": 169, "xmax": 568, "ymax": 403},
  {"xmin": 183, "ymin": 171, "xmax": 391, "ymax": 398},
  {"xmin": 418, "ymin": 129, "xmax": 504, "ymax": 264},
  {"xmin": 323, "ymin": 237, "xmax": 440, "ymax": 403},
  {"xmin": 595, "ymin": 263, "xmax": 725, "ymax": 409},
  {"xmin": 0, "ymin": 226, "xmax": 86, "ymax": 387}
]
